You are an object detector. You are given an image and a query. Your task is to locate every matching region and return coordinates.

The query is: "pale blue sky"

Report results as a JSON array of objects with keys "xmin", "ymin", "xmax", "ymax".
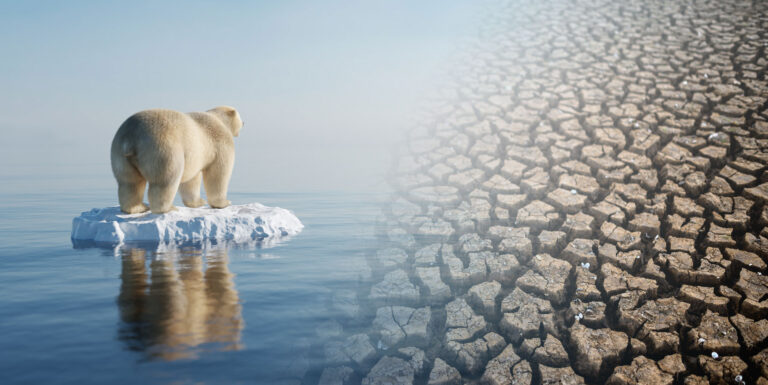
[{"xmin": 0, "ymin": 0, "xmax": 479, "ymax": 192}]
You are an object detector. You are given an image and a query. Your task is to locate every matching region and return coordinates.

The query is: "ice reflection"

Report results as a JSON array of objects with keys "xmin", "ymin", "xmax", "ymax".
[
  {"xmin": 117, "ymin": 246, "xmax": 243, "ymax": 360},
  {"xmin": 71, "ymin": 233, "xmax": 295, "ymax": 253}
]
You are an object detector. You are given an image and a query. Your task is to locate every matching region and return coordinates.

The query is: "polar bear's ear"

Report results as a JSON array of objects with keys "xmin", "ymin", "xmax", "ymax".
[{"xmin": 228, "ymin": 109, "xmax": 243, "ymax": 137}]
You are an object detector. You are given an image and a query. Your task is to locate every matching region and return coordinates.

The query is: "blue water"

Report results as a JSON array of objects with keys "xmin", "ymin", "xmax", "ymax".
[
  {"xmin": 0, "ymin": 175, "xmax": 382, "ymax": 385},
  {"xmin": 0, "ymin": 1, "xmax": 484, "ymax": 383}
]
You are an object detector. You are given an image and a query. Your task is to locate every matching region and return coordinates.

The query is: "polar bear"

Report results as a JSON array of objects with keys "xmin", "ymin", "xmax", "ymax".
[{"xmin": 111, "ymin": 106, "xmax": 243, "ymax": 214}]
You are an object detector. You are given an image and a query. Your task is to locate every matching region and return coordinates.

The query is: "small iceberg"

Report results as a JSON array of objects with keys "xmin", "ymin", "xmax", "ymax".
[{"xmin": 71, "ymin": 203, "xmax": 303, "ymax": 246}]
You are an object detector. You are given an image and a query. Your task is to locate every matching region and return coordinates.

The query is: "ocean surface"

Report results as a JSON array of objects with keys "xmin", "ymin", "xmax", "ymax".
[
  {"xmin": 0, "ymin": 171, "xmax": 383, "ymax": 384},
  {"xmin": 0, "ymin": 2, "xmax": 484, "ymax": 383}
]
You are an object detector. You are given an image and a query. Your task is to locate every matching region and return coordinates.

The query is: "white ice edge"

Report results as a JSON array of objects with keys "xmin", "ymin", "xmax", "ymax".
[{"xmin": 71, "ymin": 202, "xmax": 304, "ymax": 246}]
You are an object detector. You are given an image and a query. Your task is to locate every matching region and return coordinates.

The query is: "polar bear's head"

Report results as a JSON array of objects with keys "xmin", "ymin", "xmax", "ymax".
[{"xmin": 208, "ymin": 106, "xmax": 244, "ymax": 137}]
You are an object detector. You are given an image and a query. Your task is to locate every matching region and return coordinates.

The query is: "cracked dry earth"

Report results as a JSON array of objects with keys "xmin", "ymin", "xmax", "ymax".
[{"xmin": 310, "ymin": 0, "xmax": 768, "ymax": 384}]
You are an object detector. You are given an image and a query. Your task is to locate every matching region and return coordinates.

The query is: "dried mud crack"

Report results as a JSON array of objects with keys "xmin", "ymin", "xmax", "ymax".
[{"xmin": 307, "ymin": 0, "xmax": 768, "ymax": 384}]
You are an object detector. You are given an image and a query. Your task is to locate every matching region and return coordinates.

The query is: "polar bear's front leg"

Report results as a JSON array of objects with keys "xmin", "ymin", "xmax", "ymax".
[
  {"xmin": 180, "ymin": 173, "xmax": 206, "ymax": 208},
  {"xmin": 203, "ymin": 154, "xmax": 234, "ymax": 209}
]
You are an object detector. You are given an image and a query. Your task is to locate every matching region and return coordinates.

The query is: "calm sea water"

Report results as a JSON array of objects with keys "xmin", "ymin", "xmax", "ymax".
[{"xmin": 0, "ymin": 170, "xmax": 383, "ymax": 385}]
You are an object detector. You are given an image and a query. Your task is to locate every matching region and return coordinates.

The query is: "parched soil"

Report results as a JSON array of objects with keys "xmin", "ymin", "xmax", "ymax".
[{"xmin": 311, "ymin": 0, "xmax": 768, "ymax": 384}]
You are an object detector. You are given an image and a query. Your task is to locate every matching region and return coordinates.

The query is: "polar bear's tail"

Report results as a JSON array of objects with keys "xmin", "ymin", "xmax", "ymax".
[
  {"xmin": 120, "ymin": 141, "xmax": 142, "ymax": 173},
  {"xmin": 121, "ymin": 141, "xmax": 135, "ymax": 157},
  {"xmin": 110, "ymin": 133, "xmax": 143, "ymax": 184}
]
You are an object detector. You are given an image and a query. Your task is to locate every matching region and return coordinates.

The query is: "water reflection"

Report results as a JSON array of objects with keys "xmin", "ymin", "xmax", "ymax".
[
  {"xmin": 117, "ymin": 247, "xmax": 243, "ymax": 360},
  {"xmin": 71, "ymin": 235, "xmax": 294, "ymax": 254}
]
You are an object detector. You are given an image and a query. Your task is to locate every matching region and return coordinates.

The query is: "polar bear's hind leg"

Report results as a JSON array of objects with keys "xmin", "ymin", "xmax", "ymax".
[
  {"xmin": 179, "ymin": 173, "xmax": 205, "ymax": 208},
  {"xmin": 118, "ymin": 180, "xmax": 149, "ymax": 214},
  {"xmin": 145, "ymin": 152, "xmax": 184, "ymax": 214},
  {"xmin": 148, "ymin": 180, "xmax": 181, "ymax": 214},
  {"xmin": 113, "ymin": 153, "xmax": 150, "ymax": 214}
]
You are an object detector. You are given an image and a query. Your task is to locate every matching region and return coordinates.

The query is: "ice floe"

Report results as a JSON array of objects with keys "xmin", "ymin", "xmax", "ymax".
[{"xmin": 71, "ymin": 203, "xmax": 303, "ymax": 246}]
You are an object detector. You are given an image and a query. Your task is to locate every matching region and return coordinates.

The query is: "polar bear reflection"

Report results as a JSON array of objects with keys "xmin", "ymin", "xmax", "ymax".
[{"xmin": 117, "ymin": 248, "xmax": 242, "ymax": 360}]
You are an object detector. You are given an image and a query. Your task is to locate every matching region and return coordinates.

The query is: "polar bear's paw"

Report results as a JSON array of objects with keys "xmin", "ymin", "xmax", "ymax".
[
  {"xmin": 209, "ymin": 200, "xmax": 232, "ymax": 209},
  {"xmin": 122, "ymin": 203, "xmax": 150, "ymax": 214},
  {"xmin": 183, "ymin": 198, "xmax": 206, "ymax": 208}
]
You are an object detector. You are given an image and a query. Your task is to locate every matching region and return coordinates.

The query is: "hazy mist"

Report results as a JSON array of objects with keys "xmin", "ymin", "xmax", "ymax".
[{"xmin": 0, "ymin": 0, "xmax": 480, "ymax": 194}]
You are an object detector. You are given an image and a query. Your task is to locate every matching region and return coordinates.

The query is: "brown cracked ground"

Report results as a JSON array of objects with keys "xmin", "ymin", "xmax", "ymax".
[{"xmin": 312, "ymin": 0, "xmax": 768, "ymax": 384}]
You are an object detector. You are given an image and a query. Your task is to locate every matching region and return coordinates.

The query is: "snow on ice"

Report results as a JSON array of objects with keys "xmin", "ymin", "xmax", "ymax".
[{"xmin": 71, "ymin": 203, "xmax": 303, "ymax": 246}]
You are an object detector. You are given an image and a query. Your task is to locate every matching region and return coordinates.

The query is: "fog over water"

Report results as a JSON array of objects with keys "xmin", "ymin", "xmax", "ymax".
[{"xmin": 0, "ymin": 0, "xmax": 481, "ymax": 194}]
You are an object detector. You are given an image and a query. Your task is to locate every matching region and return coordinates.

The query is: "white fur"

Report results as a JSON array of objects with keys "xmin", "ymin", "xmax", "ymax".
[{"xmin": 110, "ymin": 106, "xmax": 243, "ymax": 214}]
